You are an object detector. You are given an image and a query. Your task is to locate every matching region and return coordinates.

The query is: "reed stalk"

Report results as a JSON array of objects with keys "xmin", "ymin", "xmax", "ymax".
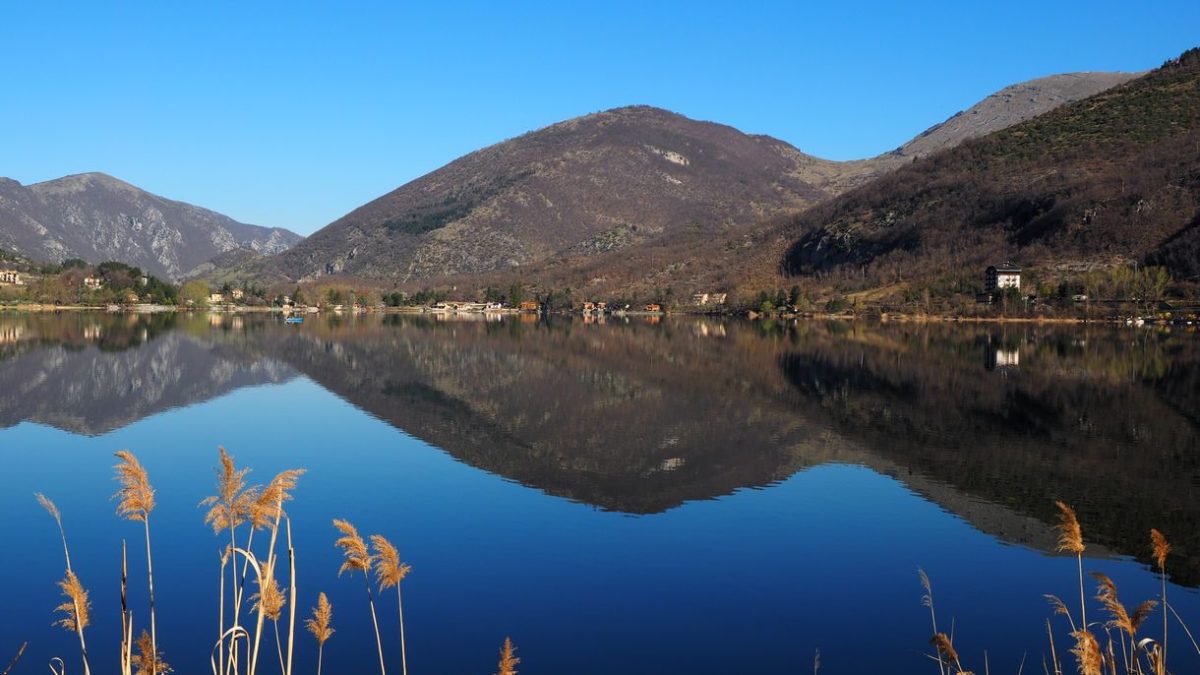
[
  {"xmin": 305, "ymin": 593, "xmax": 334, "ymax": 675},
  {"xmin": 122, "ymin": 541, "xmax": 133, "ymax": 675},
  {"xmin": 371, "ymin": 535, "xmax": 411, "ymax": 675},
  {"xmin": 37, "ymin": 494, "xmax": 92, "ymax": 675},
  {"xmin": 334, "ymin": 519, "xmax": 386, "ymax": 675},
  {"xmin": 919, "ymin": 569, "xmax": 945, "ymax": 675},
  {"xmin": 286, "ymin": 518, "xmax": 297, "ymax": 675},
  {"xmin": 1151, "ymin": 530, "xmax": 1170, "ymax": 675},
  {"xmin": 201, "ymin": 447, "xmax": 257, "ymax": 675},
  {"xmin": 1, "ymin": 642, "xmax": 26, "ymax": 675},
  {"xmin": 1054, "ymin": 502, "xmax": 1087, "ymax": 632},
  {"xmin": 114, "ymin": 451, "xmax": 159, "ymax": 675}
]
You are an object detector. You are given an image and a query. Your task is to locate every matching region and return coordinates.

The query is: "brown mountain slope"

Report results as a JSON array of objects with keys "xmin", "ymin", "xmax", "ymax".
[
  {"xmin": 893, "ymin": 72, "xmax": 1139, "ymax": 159},
  {"xmin": 776, "ymin": 49, "xmax": 1200, "ymax": 296},
  {"xmin": 255, "ymin": 106, "xmax": 883, "ymax": 283},
  {"xmin": 0, "ymin": 173, "xmax": 303, "ymax": 280},
  {"xmin": 230, "ymin": 72, "xmax": 1135, "ymax": 296}
]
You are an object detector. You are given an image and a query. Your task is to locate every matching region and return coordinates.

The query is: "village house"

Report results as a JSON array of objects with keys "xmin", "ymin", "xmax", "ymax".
[
  {"xmin": 691, "ymin": 292, "xmax": 727, "ymax": 306},
  {"xmin": 644, "ymin": 303, "xmax": 663, "ymax": 313},
  {"xmin": 985, "ymin": 264, "xmax": 1021, "ymax": 294},
  {"xmin": 209, "ymin": 293, "xmax": 226, "ymax": 304},
  {"xmin": 83, "ymin": 276, "xmax": 104, "ymax": 290},
  {"xmin": 0, "ymin": 270, "xmax": 23, "ymax": 286},
  {"xmin": 231, "ymin": 288, "xmax": 245, "ymax": 301},
  {"xmin": 518, "ymin": 300, "xmax": 539, "ymax": 312}
]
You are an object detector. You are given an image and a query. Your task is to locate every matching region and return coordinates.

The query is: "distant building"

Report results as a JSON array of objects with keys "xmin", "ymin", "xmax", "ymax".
[
  {"xmin": 209, "ymin": 293, "xmax": 226, "ymax": 304},
  {"xmin": 985, "ymin": 264, "xmax": 1021, "ymax": 294},
  {"xmin": 231, "ymin": 288, "xmax": 245, "ymax": 301},
  {"xmin": 692, "ymin": 292, "xmax": 727, "ymax": 306},
  {"xmin": 644, "ymin": 303, "xmax": 662, "ymax": 313},
  {"xmin": 0, "ymin": 270, "xmax": 23, "ymax": 285},
  {"xmin": 518, "ymin": 300, "xmax": 539, "ymax": 312},
  {"xmin": 83, "ymin": 277, "xmax": 104, "ymax": 290}
]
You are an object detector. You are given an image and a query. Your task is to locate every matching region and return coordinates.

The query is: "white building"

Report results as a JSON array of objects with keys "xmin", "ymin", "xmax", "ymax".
[{"xmin": 985, "ymin": 264, "xmax": 1021, "ymax": 294}]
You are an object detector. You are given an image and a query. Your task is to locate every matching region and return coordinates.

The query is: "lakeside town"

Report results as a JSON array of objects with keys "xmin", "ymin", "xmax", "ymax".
[{"xmin": 1, "ymin": 255, "xmax": 1197, "ymax": 326}]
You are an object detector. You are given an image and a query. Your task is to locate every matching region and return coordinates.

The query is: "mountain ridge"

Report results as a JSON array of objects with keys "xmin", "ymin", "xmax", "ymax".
[
  {"xmin": 0, "ymin": 172, "xmax": 303, "ymax": 280},
  {"xmin": 227, "ymin": 70, "xmax": 1137, "ymax": 292}
]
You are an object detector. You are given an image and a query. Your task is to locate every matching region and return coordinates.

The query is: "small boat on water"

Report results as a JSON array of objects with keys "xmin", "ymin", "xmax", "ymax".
[{"xmin": 285, "ymin": 316, "xmax": 304, "ymax": 324}]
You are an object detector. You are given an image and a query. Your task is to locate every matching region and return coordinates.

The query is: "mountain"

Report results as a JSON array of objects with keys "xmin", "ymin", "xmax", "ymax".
[
  {"xmin": 234, "ymin": 72, "xmax": 1134, "ymax": 292},
  {"xmin": 779, "ymin": 49, "xmax": 1200, "ymax": 296},
  {"xmin": 255, "ymin": 105, "xmax": 886, "ymax": 283},
  {"xmin": 892, "ymin": 72, "xmax": 1139, "ymax": 159},
  {"xmin": 0, "ymin": 172, "xmax": 303, "ymax": 279}
]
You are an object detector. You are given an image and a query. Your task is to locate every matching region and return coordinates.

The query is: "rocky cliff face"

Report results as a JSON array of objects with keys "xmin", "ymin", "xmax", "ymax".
[{"xmin": 0, "ymin": 172, "xmax": 303, "ymax": 279}]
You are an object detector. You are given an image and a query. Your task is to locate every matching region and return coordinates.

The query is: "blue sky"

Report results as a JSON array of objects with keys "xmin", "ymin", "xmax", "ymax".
[{"xmin": 1, "ymin": 1, "xmax": 1196, "ymax": 235}]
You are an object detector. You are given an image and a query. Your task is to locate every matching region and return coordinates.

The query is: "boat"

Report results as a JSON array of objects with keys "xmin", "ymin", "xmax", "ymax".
[{"xmin": 285, "ymin": 316, "xmax": 304, "ymax": 324}]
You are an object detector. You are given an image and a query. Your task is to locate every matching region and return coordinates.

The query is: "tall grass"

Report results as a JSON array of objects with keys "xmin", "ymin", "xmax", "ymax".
[
  {"xmin": 26, "ymin": 447, "xmax": 514, "ymax": 675},
  {"xmin": 113, "ymin": 451, "xmax": 160, "ymax": 675},
  {"xmin": 371, "ymin": 535, "xmax": 412, "ymax": 675},
  {"xmin": 333, "ymin": 519, "xmax": 386, "ymax": 675},
  {"xmin": 36, "ymin": 494, "xmax": 91, "ymax": 675},
  {"xmin": 304, "ymin": 593, "xmax": 333, "ymax": 675},
  {"xmin": 920, "ymin": 501, "xmax": 1189, "ymax": 675}
]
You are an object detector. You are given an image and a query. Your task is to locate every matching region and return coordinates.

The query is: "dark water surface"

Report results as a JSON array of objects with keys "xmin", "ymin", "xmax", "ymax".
[{"xmin": 0, "ymin": 313, "xmax": 1197, "ymax": 674}]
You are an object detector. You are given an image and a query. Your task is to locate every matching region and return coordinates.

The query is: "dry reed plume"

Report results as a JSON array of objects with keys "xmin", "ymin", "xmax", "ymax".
[
  {"xmin": 1151, "ymin": 529, "xmax": 1170, "ymax": 675},
  {"xmin": 496, "ymin": 637, "xmax": 519, "ymax": 675},
  {"xmin": 133, "ymin": 629, "xmax": 171, "ymax": 675},
  {"xmin": 25, "ymin": 448, "xmax": 534, "ymax": 675},
  {"xmin": 371, "ymin": 535, "xmax": 412, "ymax": 675},
  {"xmin": 1069, "ymin": 630, "xmax": 1103, "ymax": 675},
  {"xmin": 334, "ymin": 519, "xmax": 386, "ymax": 675},
  {"xmin": 1055, "ymin": 501, "xmax": 1088, "ymax": 633},
  {"xmin": 305, "ymin": 593, "xmax": 334, "ymax": 675},
  {"xmin": 37, "ymin": 493, "xmax": 92, "ymax": 675},
  {"xmin": 114, "ymin": 450, "xmax": 161, "ymax": 675},
  {"xmin": 54, "ymin": 570, "xmax": 91, "ymax": 633}
]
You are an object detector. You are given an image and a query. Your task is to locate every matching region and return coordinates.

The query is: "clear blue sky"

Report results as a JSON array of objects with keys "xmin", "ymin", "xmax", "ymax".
[{"xmin": 1, "ymin": 1, "xmax": 1196, "ymax": 235}]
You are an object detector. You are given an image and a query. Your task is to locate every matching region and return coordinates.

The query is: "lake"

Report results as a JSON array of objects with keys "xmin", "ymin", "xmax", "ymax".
[{"xmin": 0, "ymin": 312, "xmax": 1197, "ymax": 674}]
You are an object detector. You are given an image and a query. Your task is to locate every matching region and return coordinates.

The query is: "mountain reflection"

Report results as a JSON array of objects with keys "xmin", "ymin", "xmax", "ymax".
[{"xmin": 1, "ymin": 313, "xmax": 1197, "ymax": 583}]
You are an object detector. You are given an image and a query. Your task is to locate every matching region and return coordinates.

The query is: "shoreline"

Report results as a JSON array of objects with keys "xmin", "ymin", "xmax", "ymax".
[{"xmin": 1, "ymin": 303, "xmax": 1191, "ymax": 326}]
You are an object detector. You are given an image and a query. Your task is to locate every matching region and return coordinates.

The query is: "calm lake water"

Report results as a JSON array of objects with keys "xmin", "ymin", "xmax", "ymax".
[{"xmin": 0, "ymin": 312, "xmax": 1197, "ymax": 674}]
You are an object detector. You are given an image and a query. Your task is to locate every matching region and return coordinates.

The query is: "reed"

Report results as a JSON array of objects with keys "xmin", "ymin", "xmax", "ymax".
[
  {"xmin": 334, "ymin": 519, "xmax": 386, "ymax": 675},
  {"xmin": 930, "ymin": 632, "xmax": 969, "ymax": 674},
  {"xmin": 133, "ymin": 629, "xmax": 171, "ymax": 675},
  {"xmin": 371, "ymin": 535, "xmax": 412, "ymax": 675},
  {"xmin": 1, "ymin": 642, "xmax": 26, "ymax": 675},
  {"xmin": 248, "ymin": 469, "xmax": 305, "ymax": 675},
  {"xmin": 1054, "ymin": 501, "xmax": 1087, "ymax": 633},
  {"xmin": 919, "ymin": 568, "xmax": 946, "ymax": 675},
  {"xmin": 114, "ymin": 450, "xmax": 160, "ymax": 675},
  {"xmin": 496, "ymin": 637, "xmax": 519, "ymax": 675},
  {"xmin": 37, "ymin": 493, "xmax": 92, "ymax": 675},
  {"xmin": 201, "ymin": 447, "xmax": 256, "ymax": 675},
  {"xmin": 1150, "ymin": 530, "xmax": 1170, "ymax": 675},
  {"xmin": 305, "ymin": 593, "xmax": 334, "ymax": 675},
  {"xmin": 54, "ymin": 570, "xmax": 92, "ymax": 675}
]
